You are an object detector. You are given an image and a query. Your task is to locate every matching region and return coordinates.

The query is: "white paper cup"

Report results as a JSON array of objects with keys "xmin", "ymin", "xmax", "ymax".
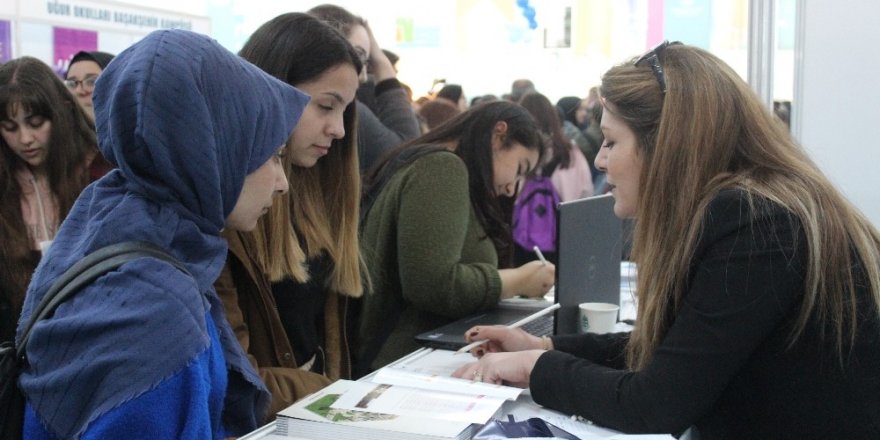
[{"xmin": 579, "ymin": 302, "xmax": 619, "ymax": 334}]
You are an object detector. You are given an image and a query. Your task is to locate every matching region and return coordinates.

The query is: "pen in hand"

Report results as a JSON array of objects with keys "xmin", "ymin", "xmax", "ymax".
[
  {"xmin": 533, "ymin": 245, "xmax": 548, "ymax": 266},
  {"xmin": 454, "ymin": 303, "xmax": 561, "ymax": 354}
]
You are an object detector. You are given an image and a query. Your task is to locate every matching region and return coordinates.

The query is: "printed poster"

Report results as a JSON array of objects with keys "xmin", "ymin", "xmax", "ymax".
[
  {"xmin": 53, "ymin": 27, "xmax": 98, "ymax": 76},
  {"xmin": 0, "ymin": 20, "xmax": 10, "ymax": 63}
]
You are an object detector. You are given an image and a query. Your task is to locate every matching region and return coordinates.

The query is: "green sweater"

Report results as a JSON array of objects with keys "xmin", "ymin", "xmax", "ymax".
[{"xmin": 358, "ymin": 150, "xmax": 503, "ymax": 371}]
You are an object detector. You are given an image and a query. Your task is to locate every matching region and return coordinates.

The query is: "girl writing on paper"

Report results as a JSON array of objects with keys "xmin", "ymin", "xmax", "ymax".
[
  {"xmin": 17, "ymin": 29, "xmax": 307, "ymax": 438},
  {"xmin": 357, "ymin": 101, "xmax": 556, "ymax": 375},
  {"xmin": 452, "ymin": 41, "xmax": 880, "ymax": 438}
]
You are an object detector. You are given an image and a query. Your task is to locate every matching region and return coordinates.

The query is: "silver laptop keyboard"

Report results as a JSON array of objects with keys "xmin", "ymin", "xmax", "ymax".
[{"xmin": 520, "ymin": 315, "xmax": 554, "ymax": 337}]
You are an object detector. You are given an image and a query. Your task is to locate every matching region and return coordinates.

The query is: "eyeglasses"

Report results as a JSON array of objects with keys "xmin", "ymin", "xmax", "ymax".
[
  {"xmin": 634, "ymin": 40, "xmax": 682, "ymax": 94},
  {"xmin": 63, "ymin": 76, "xmax": 98, "ymax": 92}
]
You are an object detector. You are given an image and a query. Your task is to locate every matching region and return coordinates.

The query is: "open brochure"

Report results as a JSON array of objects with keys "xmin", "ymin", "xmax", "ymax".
[
  {"xmin": 272, "ymin": 349, "xmax": 674, "ymax": 440},
  {"xmin": 275, "ymin": 349, "xmax": 525, "ymax": 440},
  {"xmin": 371, "ymin": 348, "xmax": 525, "ymax": 400},
  {"xmin": 275, "ymin": 379, "xmax": 483, "ymax": 440}
]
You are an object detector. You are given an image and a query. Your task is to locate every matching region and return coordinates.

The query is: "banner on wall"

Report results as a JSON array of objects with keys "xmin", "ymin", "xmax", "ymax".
[
  {"xmin": 395, "ymin": 17, "xmax": 440, "ymax": 48},
  {"xmin": 0, "ymin": 20, "xmax": 10, "ymax": 63},
  {"xmin": 53, "ymin": 26, "xmax": 97, "ymax": 75},
  {"xmin": 23, "ymin": 0, "xmax": 210, "ymax": 34}
]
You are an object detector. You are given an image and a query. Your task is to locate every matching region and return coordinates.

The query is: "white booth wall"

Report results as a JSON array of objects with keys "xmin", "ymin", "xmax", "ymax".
[{"xmin": 795, "ymin": 0, "xmax": 880, "ymax": 226}]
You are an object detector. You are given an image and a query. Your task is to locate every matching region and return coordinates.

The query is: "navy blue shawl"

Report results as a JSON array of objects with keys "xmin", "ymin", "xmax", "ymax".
[{"xmin": 17, "ymin": 30, "xmax": 308, "ymax": 438}]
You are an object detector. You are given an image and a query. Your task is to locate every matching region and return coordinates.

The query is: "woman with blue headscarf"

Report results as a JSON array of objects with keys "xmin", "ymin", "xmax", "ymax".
[{"xmin": 16, "ymin": 30, "xmax": 308, "ymax": 439}]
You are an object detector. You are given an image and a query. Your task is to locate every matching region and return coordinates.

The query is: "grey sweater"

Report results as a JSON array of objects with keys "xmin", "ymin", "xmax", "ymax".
[{"xmin": 356, "ymin": 79, "xmax": 421, "ymax": 174}]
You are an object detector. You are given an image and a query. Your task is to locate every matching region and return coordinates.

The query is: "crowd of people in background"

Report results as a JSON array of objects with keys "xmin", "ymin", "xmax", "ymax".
[{"xmin": 2, "ymin": 3, "xmax": 875, "ymax": 440}]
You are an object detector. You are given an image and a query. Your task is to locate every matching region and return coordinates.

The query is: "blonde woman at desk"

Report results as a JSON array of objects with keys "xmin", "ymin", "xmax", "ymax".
[
  {"xmin": 357, "ymin": 101, "xmax": 556, "ymax": 376},
  {"xmin": 453, "ymin": 41, "xmax": 880, "ymax": 438}
]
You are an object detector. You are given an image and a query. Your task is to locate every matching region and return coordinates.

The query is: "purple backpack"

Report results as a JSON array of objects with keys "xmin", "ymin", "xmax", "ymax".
[{"xmin": 512, "ymin": 176, "xmax": 561, "ymax": 252}]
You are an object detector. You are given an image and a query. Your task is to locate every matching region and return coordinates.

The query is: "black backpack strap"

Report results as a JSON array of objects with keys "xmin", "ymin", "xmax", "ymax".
[{"xmin": 15, "ymin": 241, "xmax": 191, "ymax": 359}]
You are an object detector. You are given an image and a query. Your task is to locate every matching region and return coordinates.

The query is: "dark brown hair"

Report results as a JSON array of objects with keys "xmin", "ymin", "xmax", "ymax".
[
  {"xmin": 518, "ymin": 92, "xmax": 572, "ymax": 171},
  {"xmin": 365, "ymin": 101, "xmax": 544, "ymax": 260},
  {"xmin": 0, "ymin": 56, "xmax": 94, "ymax": 322}
]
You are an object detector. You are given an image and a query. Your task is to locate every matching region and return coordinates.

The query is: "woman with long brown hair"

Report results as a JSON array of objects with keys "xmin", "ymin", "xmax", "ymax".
[
  {"xmin": 0, "ymin": 57, "xmax": 96, "ymax": 343},
  {"xmin": 453, "ymin": 42, "xmax": 880, "ymax": 438},
  {"xmin": 213, "ymin": 12, "xmax": 364, "ymax": 419}
]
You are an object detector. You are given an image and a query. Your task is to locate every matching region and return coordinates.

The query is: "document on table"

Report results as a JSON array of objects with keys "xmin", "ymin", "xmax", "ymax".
[
  {"xmin": 330, "ymin": 381, "xmax": 504, "ymax": 424},
  {"xmin": 370, "ymin": 348, "xmax": 524, "ymax": 400}
]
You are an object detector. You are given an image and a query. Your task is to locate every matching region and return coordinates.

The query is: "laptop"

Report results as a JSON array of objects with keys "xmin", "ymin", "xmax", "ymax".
[{"xmin": 414, "ymin": 193, "xmax": 623, "ymax": 350}]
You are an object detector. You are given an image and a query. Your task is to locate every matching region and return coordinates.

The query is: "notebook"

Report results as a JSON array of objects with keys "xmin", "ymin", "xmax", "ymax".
[{"xmin": 414, "ymin": 193, "xmax": 623, "ymax": 350}]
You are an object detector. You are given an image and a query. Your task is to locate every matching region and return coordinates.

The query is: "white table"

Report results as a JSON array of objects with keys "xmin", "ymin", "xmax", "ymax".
[{"xmin": 242, "ymin": 263, "xmax": 645, "ymax": 439}]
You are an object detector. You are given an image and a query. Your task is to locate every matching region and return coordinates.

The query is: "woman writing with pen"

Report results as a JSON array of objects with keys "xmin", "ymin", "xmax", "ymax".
[
  {"xmin": 532, "ymin": 246, "xmax": 549, "ymax": 266},
  {"xmin": 356, "ymin": 101, "xmax": 556, "ymax": 376},
  {"xmin": 452, "ymin": 42, "xmax": 880, "ymax": 438}
]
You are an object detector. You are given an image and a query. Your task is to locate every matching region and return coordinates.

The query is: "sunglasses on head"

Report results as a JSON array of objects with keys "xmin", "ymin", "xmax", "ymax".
[{"xmin": 634, "ymin": 40, "xmax": 682, "ymax": 94}]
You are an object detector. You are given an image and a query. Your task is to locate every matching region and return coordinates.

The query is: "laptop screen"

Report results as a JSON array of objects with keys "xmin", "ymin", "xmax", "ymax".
[{"xmin": 553, "ymin": 193, "xmax": 622, "ymax": 334}]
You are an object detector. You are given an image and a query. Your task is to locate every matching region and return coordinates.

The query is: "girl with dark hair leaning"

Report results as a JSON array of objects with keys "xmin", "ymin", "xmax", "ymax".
[
  {"xmin": 453, "ymin": 42, "xmax": 880, "ymax": 438},
  {"xmin": 213, "ymin": 12, "xmax": 365, "ymax": 419},
  {"xmin": 357, "ymin": 101, "xmax": 556, "ymax": 375},
  {"xmin": 0, "ymin": 57, "xmax": 98, "ymax": 345}
]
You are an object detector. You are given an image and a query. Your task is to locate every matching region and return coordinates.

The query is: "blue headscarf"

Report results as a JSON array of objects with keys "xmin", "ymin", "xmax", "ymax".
[{"xmin": 18, "ymin": 30, "xmax": 308, "ymax": 438}]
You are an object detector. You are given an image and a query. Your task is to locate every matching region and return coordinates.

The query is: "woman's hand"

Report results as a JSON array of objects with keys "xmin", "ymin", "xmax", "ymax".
[
  {"xmin": 499, "ymin": 260, "xmax": 555, "ymax": 299},
  {"xmin": 463, "ymin": 325, "xmax": 545, "ymax": 357},
  {"xmin": 363, "ymin": 21, "xmax": 396, "ymax": 82},
  {"xmin": 452, "ymin": 350, "xmax": 545, "ymax": 388}
]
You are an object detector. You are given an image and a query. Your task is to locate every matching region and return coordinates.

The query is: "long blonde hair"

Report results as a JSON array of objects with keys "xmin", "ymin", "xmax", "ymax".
[
  {"xmin": 236, "ymin": 12, "xmax": 365, "ymax": 297},
  {"xmin": 600, "ymin": 44, "xmax": 880, "ymax": 370},
  {"xmin": 246, "ymin": 101, "xmax": 364, "ymax": 297}
]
